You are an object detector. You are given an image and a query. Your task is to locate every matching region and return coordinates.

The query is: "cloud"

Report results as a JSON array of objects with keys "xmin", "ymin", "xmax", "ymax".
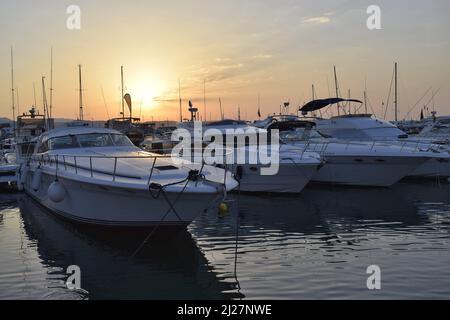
[
  {"xmin": 251, "ymin": 54, "xmax": 273, "ymax": 59},
  {"xmin": 213, "ymin": 63, "xmax": 244, "ymax": 70},
  {"xmin": 303, "ymin": 16, "xmax": 331, "ymax": 24}
]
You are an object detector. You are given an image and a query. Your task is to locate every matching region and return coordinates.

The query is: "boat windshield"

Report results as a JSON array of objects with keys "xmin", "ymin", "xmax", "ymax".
[
  {"xmin": 279, "ymin": 128, "xmax": 324, "ymax": 141},
  {"xmin": 46, "ymin": 133, "xmax": 133, "ymax": 151},
  {"xmin": 429, "ymin": 126, "xmax": 450, "ymax": 135}
]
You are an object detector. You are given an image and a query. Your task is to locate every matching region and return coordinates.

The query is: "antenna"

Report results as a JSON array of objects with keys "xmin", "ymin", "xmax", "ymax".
[
  {"xmin": 10, "ymin": 47, "xmax": 15, "ymax": 135},
  {"xmin": 78, "ymin": 64, "xmax": 84, "ymax": 121},
  {"xmin": 50, "ymin": 47, "xmax": 53, "ymax": 118}
]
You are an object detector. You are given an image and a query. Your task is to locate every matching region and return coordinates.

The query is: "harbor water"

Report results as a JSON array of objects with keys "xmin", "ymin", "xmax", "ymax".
[{"xmin": 1, "ymin": 181, "xmax": 450, "ymax": 299}]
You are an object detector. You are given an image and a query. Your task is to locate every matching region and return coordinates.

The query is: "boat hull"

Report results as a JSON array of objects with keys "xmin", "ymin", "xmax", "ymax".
[
  {"xmin": 311, "ymin": 155, "xmax": 428, "ymax": 187},
  {"xmin": 236, "ymin": 163, "xmax": 319, "ymax": 193},
  {"xmin": 408, "ymin": 157, "xmax": 450, "ymax": 178},
  {"xmin": 23, "ymin": 170, "xmax": 222, "ymax": 227},
  {"xmin": 0, "ymin": 164, "xmax": 18, "ymax": 185}
]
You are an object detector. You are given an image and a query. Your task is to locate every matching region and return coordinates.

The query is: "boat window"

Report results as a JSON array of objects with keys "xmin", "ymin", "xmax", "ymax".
[
  {"xmin": 20, "ymin": 142, "xmax": 36, "ymax": 156},
  {"xmin": 279, "ymin": 128, "xmax": 327, "ymax": 141},
  {"xmin": 48, "ymin": 135, "xmax": 79, "ymax": 150},
  {"xmin": 77, "ymin": 133, "xmax": 114, "ymax": 148},
  {"xmin": 37, "ymin": 139, "xmax": 49, "ymax": 153},
  {"xmin": 110, "ymin": 134, "xmax": 134, "ymax": 146}
]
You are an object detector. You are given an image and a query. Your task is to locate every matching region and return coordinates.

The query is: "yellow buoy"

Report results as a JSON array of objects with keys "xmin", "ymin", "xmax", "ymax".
[{"xmin": 218, "ymin": 202, "xmax": 229, "ymax": 217}]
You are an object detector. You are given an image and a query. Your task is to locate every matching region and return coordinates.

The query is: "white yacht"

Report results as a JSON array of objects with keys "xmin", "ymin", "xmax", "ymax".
[
  {"xmin": 314, "ymin": 113, "xmax": 450, "ymax": 178},
  {"xmin": 175, "ymin": 118, "xmax": 323, "ymax": 193},
  {"xmin": 260, "ymin": 115, "xmax": 431, "ymax": 187},
  {"xmin": 0, "ymin": 138, "xmax": 19, "ymax": 187},
  {"xmin": 18, "ymin": 127, "xmax": 238, "ymax": 227}
]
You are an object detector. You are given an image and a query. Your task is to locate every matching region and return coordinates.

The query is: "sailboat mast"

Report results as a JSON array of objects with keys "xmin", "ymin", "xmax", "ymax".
[
  {"xmin": 33, "ymin": 82, "xmax": 37, "ymax": 108},
  {"xmin": 394, "ymin": 62, "xmax": 398, "ymax": 122},
  {"xmin": 364, "ymin": 91, "xmax": 368, "ymax": 114},
  {"xmin": 50, "ymin": 48, "xmax": 53, "ymax": 119},
  {"xmin": 42, "ymin": 76, "xmax": 49, "ymax": 130},
  {"xmin": 178, "ymin": 79, "xmax": 182, "ymax": 122},
  {"xmin": 10, "ymin": 47, "xmax": 15, "ymax": 135},
  {"xmin": 219, "ymin": 98, "xmax": 223, "ymax": 120},
  {"xmin": 16, "ymin": 88, "xmax": 19, "ymax": 117},
  {"xmin": 78, "ymin": 64, "xmax": 83, "ymax": 121},
  {"xmin": 333, "ymin": 66, "xmax": 340, "ymax": 116},
  {"xmin": 348, "ymin": 89, "xmax": 351, "ymax": 114},
  {"xmin": 203, "ymin": 79, "xmax": 206, "ymax": 122},
  {"xmin": 121, "ymin": 66, "xmax": 125, "ymax": 120}
]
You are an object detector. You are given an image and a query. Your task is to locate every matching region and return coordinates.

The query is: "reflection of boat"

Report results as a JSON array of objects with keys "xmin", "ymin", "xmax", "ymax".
[
  {"xmin": 18, "ymin": 194, "xmax": 241, "ymax": 299},
  {"xmin": 20, "ymin": 127, "xmax": 238, "ymax": 227},
  {"xmin": 194, "ymin": 182, "xmax": 442, "ymax": 237}
]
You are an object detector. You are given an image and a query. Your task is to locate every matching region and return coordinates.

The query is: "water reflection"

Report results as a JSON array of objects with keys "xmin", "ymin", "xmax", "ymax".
[
  {"xmin": 17, "ymin": 196, "xmax": 241, "ymax": 299},
  {"xmin": 1, "ymin": 181, "xmax": 450, "ymax": 299},
  {"xmin": 189, "ymin": 181, "xmax": 450, "ymax": 299}
]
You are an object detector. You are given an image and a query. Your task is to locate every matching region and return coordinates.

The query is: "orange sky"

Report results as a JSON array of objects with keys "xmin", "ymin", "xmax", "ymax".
[{"xmin": 1, "ymin": 0, "xmax": 450, "ymax": 122}]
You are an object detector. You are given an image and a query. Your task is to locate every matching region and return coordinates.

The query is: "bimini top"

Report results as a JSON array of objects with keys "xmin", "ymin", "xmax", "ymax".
[
  {"xmin": 299, "ymin": 98, "xmax": 363, "ymax": 115},
  {"xmin": 205, "ymin": 119, "xmax": 248, "ymax": 126},
  {"xmin": 40, "ymin": 127, "xmax": 123, "ymax": 140},
  {"xmin": 267, "ymin": 119, "xmax": 316, "ymax": 132}
]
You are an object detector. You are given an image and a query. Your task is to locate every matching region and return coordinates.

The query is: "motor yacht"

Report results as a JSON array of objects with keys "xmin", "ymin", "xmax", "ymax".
[
  {"xmin": 261, "ymin": 115, "xmax": 431, "ymax": 187},
  {"xmin": 18, "ymin": 127, "xmax": 238, "ymax": 227},
  {"xmin": 175, "ymin": 117, "xmax": 323, "ymax": 193},
  {"xmin": 0, "ymin": 143, "xmax": 18, "ymax": 187},
  {"xmin": 295, "ymin": 98, "xmax": 450, "ymax": 179}
]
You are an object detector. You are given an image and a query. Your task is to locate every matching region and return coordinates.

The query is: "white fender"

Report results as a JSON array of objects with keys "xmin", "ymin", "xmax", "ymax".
[
  {"xmin": 48, "ymin": 180, "xmax": 66, "ymax": 203},
  {"xmin": 31, "ymin": 169, "xmax": 42, "ymax": 191}
]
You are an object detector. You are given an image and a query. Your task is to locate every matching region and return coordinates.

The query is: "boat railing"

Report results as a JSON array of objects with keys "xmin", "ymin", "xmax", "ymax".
[
  {"xmin": 283, "ymin": 136, "xmax": 447, "ymax": 155},
  {"xmin": 28, "ymin": 152, "xmax": 231, "ymax": 186}
]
